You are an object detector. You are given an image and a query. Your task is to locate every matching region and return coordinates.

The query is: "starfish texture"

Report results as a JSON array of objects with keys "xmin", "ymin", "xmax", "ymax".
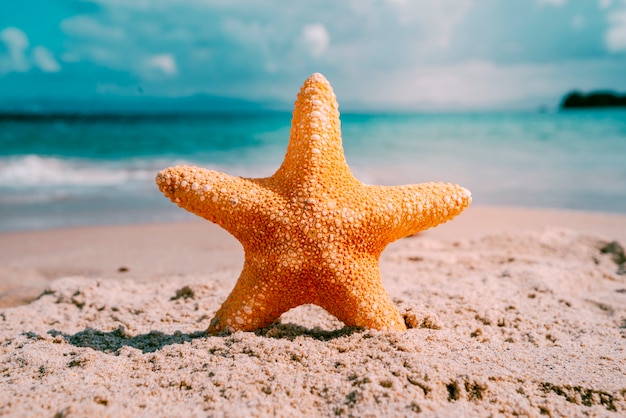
[{"xmin": 156, "ymin": 73, "xmax": 471, "ymax": 333}]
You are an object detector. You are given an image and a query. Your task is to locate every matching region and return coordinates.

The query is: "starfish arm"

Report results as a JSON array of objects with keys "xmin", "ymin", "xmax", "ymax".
[
  {"xmin": 156, "ymin": 166, "xmax": 277, "ymax": 239},
  {"xmin": 207, "ymin": 254, "xmax": 310, "ymax": 334},
  {"xmin": 273, "ymin": 73, "xmax": 358, "ymax": 191},
  {"xmin": 366, "ymin": 182, "xmax": 472, "ymax": 244},
  {"xmin": 317, "ymin": 255, "xmax": 406, "ymax": 331}
]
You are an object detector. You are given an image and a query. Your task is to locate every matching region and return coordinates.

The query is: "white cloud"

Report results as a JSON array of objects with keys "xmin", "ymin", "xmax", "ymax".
[
  {"xmin": 0, "ymin": 27, "xmax": 62, "ymax": 74},
  {"xmin": 7, "ymin": 0, "xmax": 617, "ymax": 108},
  {"xmin": 60, "ymin": 15, "xmax": 133, "ymax": 70},
  {"xmin": 145, "ymin": 54, "xmax": 177, "ymax": 76},
  {"xmin": 0, "ymin": 27, "xmax": 30, "ymax": 72},
  {"xmin": 606, "ymin": 9, "xmax": 626, "ymax": 52},
  {"xmin": 386, "ymin": 61, "xmax": 523, "ymax": 108},
  {"xmin": 0, "ymin": 27, "xmax": 28, "ymax": 50},
  {"xmin": 61, "ymin": 15, "xmax": 126, "ymax": 41},
  {"xmin": 32, "ymin": 46, "xmax": 61, "ymax": 72},
  {"xmin": 599, "ymin": 0, "xmax": 613, "ymax": 9},
  {"xmin": 53, "ymin": 0, "xmax": 476, "ymax": 97},
  {"xmin": 571, "ymin": 14, "xmax": 585, "ymax": 30},
  {"xmin": 537, "ymin": 0, "xmax": 567, "ymax": 6},
  {"xmin": 343, "ymin": 58, "xmax": 626, "ymax": 110},
  {"xmin": 384, "ymin": 0, "xmax": 473, "ymax": 50},
  {"xmin": 301, "ymin": 23, "xmax": 330, "ymax": 57}
]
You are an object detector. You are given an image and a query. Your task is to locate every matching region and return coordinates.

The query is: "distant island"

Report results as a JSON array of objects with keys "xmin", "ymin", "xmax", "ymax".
[{"xmin": 561, "ymin": 90, "xmax": 626, "ymax": 109}]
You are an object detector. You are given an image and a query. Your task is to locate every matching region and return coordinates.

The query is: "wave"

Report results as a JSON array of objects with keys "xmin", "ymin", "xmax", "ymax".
[{"xmin": 0, "ymin": 155, "xmax": 188, "ymax": 188}]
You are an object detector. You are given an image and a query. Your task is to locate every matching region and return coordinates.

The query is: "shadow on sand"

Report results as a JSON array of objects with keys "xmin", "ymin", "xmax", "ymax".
[
  {"xmin": 46, "ymin": 322, "xmax": 363, "ymax": 354},
  {"xmin": 48, "ymin": 327, "xmax": 206, "ymax": 353}
]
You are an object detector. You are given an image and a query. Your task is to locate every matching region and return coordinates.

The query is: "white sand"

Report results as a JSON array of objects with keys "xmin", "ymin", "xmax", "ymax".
[{"xmin": 1, "ymin": 206, "xmax": 625, "ymax": 416}]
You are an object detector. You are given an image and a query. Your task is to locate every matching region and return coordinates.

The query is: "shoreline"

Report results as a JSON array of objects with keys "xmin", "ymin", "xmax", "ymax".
[
  {"xmin": 1, "ymin": 204, "xmax": 625, "ymax": 309},
  {"xmin": 3, "ymin": 203, "xmax": 626, "ymax": 237}
]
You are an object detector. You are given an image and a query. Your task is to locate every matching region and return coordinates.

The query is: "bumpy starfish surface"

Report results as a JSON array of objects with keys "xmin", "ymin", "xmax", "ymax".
[{"xmin": 156, "ymin": 73, "xmax": 471, "ymax": 333}]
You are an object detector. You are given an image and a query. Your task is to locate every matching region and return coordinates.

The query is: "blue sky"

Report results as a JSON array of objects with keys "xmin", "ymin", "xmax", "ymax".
[{"xmin": 1, "ymin": 0, "xmax": 626, "ymax": 111}]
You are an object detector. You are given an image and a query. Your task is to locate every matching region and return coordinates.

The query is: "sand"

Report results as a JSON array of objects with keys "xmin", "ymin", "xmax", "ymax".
[{"xmin": 1, "ymin": 205, "xmax": 625, "ymax": 417}]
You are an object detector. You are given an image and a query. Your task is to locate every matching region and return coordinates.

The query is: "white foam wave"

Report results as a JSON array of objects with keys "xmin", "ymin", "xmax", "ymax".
[{"xmin": 0, "ymin": 155, "xmax": 173, "ymax": 187}]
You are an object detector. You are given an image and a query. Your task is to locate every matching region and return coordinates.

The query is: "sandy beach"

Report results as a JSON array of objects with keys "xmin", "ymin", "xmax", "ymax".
[{"xmin": 1, "ymin": 205, "xmax": 625, "ymax": 417}]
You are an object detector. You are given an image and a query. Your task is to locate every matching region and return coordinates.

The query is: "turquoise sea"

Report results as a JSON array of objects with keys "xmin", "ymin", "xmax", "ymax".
[{"xmin": 1, "ymin": 110, "xmax": 625, "ymax": 232}]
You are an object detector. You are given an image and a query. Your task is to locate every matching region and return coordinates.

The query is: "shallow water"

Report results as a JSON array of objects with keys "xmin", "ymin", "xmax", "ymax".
[{"xmin": 1, "ymin": 110, "xmax": 625, "ymax": 231}]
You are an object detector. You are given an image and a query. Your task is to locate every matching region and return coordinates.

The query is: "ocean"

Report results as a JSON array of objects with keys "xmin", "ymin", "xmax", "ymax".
[{"xmin": 1, "ymin": 110, "xmax": 625, "ymax": 232}]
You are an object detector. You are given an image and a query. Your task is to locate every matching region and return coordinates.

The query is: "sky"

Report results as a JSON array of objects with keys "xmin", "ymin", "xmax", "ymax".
[{"xmin": 1, "ymin": 0, "xmax": 626, "ymax": 111}]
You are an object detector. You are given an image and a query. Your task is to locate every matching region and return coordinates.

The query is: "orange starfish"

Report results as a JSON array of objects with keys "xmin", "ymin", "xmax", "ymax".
[{"xmin": 156, "ymin": 73, "xmax": 471, "ymax": 333}]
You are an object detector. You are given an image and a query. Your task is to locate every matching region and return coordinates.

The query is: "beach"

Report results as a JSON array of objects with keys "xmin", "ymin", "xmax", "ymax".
[
  {"xmin": 1, "ymin": 205, "xmax": 625, "ymax": 417},
  {"xmin": 4, "ymin": 0, "xmax": 626, "ymax": 415}
]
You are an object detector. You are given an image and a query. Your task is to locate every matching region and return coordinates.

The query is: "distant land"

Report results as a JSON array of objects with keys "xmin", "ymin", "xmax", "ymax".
[
  {"xmin": 0, "ymin": 93, "xmax": 285, "ymax": 117},
  {"xmin": 560, "ymin": 90, "xmax": 626, "ymax": 109}
]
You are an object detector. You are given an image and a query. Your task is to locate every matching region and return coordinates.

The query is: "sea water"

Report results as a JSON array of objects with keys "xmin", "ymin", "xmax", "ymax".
[{"xmin": 1, "ymin": 110, "xmax": 625, "ymax": 232}]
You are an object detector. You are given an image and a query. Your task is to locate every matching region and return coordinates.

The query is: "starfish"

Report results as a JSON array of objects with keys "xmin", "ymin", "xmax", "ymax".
[{"xmin": 156, "ymin": 73, "xmax": 471, "ymax": 333}]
